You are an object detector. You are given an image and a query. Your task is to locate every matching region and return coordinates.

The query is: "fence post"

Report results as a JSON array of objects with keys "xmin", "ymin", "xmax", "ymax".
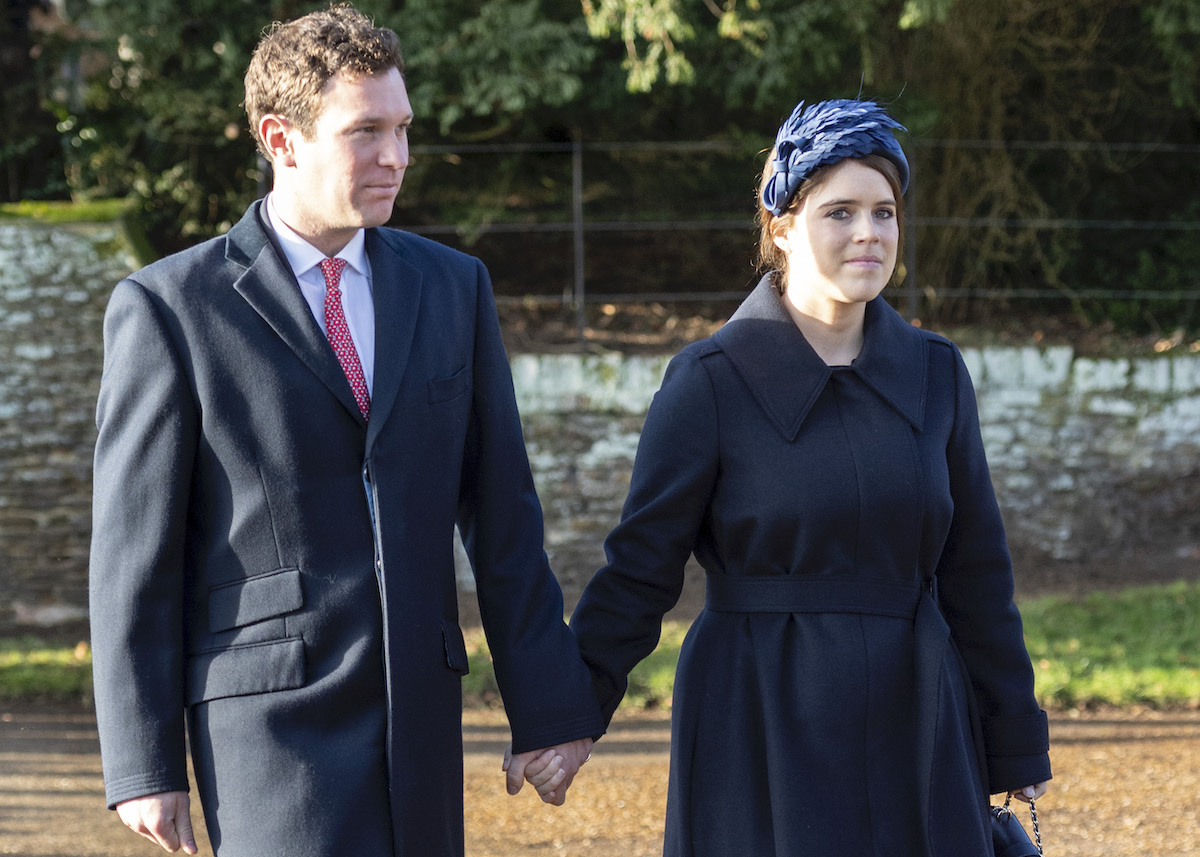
[{"xmin": 572, "ymin": 139, "xmax": 586, "ymax": 346}]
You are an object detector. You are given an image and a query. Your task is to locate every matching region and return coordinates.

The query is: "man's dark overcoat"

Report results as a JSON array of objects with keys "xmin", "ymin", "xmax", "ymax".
[
  {"xmin": 572, "ymin": 277, "xmax": 1052, "ymax": 856},
  {"xmin": 89, "ymin": 201, "xmax": 603, "ymax": 857}
]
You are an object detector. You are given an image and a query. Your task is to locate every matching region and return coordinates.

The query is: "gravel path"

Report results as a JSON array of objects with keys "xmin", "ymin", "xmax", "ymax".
[{"xmin": 2, "ymin": 703, "xmax": 1198, "ymax": 856}]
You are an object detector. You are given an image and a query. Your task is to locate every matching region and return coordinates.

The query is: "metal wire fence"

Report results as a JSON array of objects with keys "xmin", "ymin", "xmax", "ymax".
[{"xmin": 395, "ymin": 138, "xmax": 1200, "ymax": 335}]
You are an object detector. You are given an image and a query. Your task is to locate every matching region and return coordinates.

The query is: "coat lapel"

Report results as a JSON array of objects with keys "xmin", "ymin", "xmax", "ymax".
[
  {"xmin": 363, "ymin": 228, "xmax": 423, "ymax": 448},
  {"xmin": 714, "ymin": 275, "xmax": 928, "ymax": 440},
  {"xmin": 226, "ymin": 202, "xmax": 366, "ymax": 425},
  {"xmin": 713, "ymin": 277, "xmax": 831, "ymax": 442},
  {"xmin": 852, "ymin": 297, "xmax": 928, "ymax": 431}
]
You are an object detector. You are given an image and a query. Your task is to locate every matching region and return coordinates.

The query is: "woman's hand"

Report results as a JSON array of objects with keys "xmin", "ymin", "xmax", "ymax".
[{"xmin": 1008, "ymin": 781, "xmax": 1049, "ymax": 803}]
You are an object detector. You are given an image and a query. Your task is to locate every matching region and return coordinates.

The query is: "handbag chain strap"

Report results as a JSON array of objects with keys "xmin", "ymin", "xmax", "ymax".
[{"xmin": 1003, "ymin": 794, "xmax": 1043, "ymax": 855}]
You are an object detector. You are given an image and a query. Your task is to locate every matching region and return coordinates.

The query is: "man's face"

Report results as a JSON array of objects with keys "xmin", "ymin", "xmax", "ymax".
[{"xmin": 279, "ymin": 66, "xmax": 412, "ymax": 254}]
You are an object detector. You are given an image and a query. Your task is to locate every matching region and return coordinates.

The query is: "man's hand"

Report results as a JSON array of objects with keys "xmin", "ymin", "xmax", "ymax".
[
  {"xmin": 115, "ymin": 791, "xmax": 198, "ymax": 854},
  {"xmin": 502, "ymin": 738, "xmax": 593, "ymax": 806}
]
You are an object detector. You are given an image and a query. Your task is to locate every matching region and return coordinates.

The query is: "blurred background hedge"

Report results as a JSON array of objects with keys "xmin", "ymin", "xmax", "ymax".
[{"xmin": 4, "ymin": 0, "xmax": 1198, "ymax": 331}]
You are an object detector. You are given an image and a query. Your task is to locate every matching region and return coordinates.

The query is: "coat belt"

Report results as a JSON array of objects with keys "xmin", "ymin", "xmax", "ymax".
[
  {"xmin": 704, "ymin": 571, "xmax": 962, "ymax": 850},
  {"xmin": 704, "ymin": 573, "xmax": 927, "ymax": 618}
]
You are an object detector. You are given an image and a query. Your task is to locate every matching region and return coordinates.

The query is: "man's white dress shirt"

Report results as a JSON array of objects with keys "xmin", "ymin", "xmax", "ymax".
[{"xmin": 264, "ymin": 194, "xmax": 376, "ymax": 394}]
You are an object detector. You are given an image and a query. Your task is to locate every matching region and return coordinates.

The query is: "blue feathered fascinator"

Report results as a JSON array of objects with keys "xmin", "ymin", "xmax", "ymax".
[{"xmin": 761, "ymin": 99, "xmax": 908, "ymax": 216}]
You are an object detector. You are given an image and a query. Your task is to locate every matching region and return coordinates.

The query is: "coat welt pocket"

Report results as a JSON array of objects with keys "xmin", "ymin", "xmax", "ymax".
[
  {"xmin": 186, "ymin": 637, "xmax": 304, "ymax": 705},
  {"xmin": 442, "ymin": 619, "xmax": 470, "ymax": 675},
  {"xmin": 427, "ymin": 367, "xmax": 471, "ymax": 404},
  {"xmin": 208, "ymin": 567, "xmax": 303, "ymax": 633}
]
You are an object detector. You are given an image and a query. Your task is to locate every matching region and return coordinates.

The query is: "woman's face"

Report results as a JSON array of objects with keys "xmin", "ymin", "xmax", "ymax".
[{"xmin": 774, "ymin": 159, "xmax": 899, "ymax": 321}]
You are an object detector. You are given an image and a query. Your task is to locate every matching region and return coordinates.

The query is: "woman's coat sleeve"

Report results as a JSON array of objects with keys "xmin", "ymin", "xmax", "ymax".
[
  {"xmin": 935, "ymin": 344, "xmax": 1051, "ymax": 793},
  {"xmin": 571, "ymin": 346, "xmax": 720, "ymax": 724}
]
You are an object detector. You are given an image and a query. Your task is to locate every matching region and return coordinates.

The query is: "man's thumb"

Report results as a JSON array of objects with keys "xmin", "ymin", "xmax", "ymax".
[{"xmin": 176, "ymin": 806, "xmax": 198, "ymax": 855}]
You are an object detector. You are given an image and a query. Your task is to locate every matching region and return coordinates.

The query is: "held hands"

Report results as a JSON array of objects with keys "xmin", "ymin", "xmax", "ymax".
[
  {"xmin": 115, "ymin": 791, "xmax": 198, "ymax": 854},
  {"xmin": 503, "ymin": 738, "xmax": 593, "ymax": 806}
]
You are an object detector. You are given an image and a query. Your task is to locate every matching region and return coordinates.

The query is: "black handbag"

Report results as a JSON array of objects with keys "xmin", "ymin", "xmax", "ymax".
[{"xmin": 991, "ymin": 795, "xmax": 1042, "ymax": 857}]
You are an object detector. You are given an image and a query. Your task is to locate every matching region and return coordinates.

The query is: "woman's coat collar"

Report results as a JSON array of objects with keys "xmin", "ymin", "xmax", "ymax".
[{"xmin": 711, "ymin": 276, "xmax": 929, "ymax": 441}]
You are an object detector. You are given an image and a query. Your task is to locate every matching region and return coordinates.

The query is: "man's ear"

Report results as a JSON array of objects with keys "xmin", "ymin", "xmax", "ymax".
[{"xmin": 259, "ymin": 114, "xmax": 298, "ymax": 168}]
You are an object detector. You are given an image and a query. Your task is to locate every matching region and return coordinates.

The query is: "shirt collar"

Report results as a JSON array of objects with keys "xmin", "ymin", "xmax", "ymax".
[
  {"xmin": 712, "ymin": 275, "xmax": 928, "ymax": 440},
  {"xmin": 264, "ymin": 193, "xmax": 369, "ymax": 280}
]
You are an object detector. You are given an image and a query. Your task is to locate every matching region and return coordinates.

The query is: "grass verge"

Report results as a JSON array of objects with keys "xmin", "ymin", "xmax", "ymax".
[
  {"xmin": 0, "ymin": 638, "xmax": 94, "ymax": 704},
  {"xmin": 0, "ymin": 198, "xmax": 131, "ymax": 224},
  {"xmin": 4, "ymin": 581, "xmax": 1198, "ymax": 710},
  {"xmin": 1023, "ymin": 579, "xmax": 1200, "ymax": 709}
]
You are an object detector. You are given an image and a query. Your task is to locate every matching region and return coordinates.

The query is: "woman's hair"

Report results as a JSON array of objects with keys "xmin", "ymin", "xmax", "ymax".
[
  {"xmin": 754, "ymin": 152, "xmax": 905, "ymax": 289},
  {"xmin": 244, "ymin": 4, "xmax": 404, "ymax": 159}
]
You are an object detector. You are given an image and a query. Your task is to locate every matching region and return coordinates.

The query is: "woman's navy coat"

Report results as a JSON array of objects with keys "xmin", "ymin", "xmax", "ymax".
[{"xmin": 572, "ymin": 278, "xmax": 1051, "ymax": 856}]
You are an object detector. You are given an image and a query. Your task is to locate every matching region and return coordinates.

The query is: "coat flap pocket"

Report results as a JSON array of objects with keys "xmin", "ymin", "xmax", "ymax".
[
  {"xmin": 442, "ymin": 619, "xmax": 470, "ymax": 675},
  {"xmin": 186, "ymin": 637, "xmax": 304, "ymax": 706},
  {"xmin": 209, "ymin": 568, "xmax": 302, "ymax": 633},
  {"xmin": 427, "ymin": 367, "xmax": 471, "ymax": 404}
]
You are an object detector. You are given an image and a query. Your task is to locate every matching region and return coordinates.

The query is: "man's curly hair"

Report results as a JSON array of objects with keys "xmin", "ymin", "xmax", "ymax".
[{"xmin": 244, "ymin": 4, "xmax": 404, "ymax": 159}]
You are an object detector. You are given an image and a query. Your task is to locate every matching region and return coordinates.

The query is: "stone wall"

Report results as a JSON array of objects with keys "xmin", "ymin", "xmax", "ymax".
[
  {"xmin": 965, "ymin": 347, "xmax": 1200, "ymax": 562},
  {"xmin": 0, "ymin": 221, "xmax": 135, "ymax": 632},
  {"xmin": 1, "ymin": 219, "xmax": 1197, "ymax": 635},
  {"xmin": 506, "ymin": 349, "xmax": 1200, "ymax": 603}
]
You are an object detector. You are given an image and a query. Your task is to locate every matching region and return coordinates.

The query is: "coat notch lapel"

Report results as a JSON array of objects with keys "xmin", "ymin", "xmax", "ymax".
[
  {"xmin": 713, "ymin": 279, "xmax": 930, "ymax": 438},
  {"xmin": 850, "ymin": 298, "xmax": 928, "ymax": 431},
  {"xmin": 713, "ymin": 278, "xmax": 831, "ymax": 442},
  {"xmin": 226, "ymin": 202, "xmax": 367, "ymax": 425},
  {"xmin": 363, "ymin": 229, "xmax": 423, "ymax": 446}
]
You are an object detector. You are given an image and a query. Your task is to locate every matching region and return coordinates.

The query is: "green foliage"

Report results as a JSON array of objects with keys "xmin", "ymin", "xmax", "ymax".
[
  {"xmin": 1, "ymin": 0, "xmax": 68, "ymax": 202},
  {"xmin": 623, "ymin": 621, "xmax": 689, "ymax": 708},
  {"xmin": 577, "ymin": 0, "xmax": 1200, "ymax": 332},
  {"xmin": 0, "ymin": 638, "xmax": 93, "ymax": 704},
  {"xmin": 6, "ymin": 583, "xmax": 1200, "ymax": 711},
  {"xmin": 465, "ymin": 582, "xmax": 1200, "ymax": 712},
  {"xmin": 16, "ymin": 0, "xmax": 1199, "ymax": 328},
  {"xmin": 38, "ymin": 0, "xmax": 598, "ymax": 254},
  {"xmin": 580, "ymin": 0, "xmax": 867, "ymax": 106},
  {"xmin": 53, "ymin": 0, "xmax": 276, "ymax": 252},
  {"xmin": 0, "ymin": 197, "xmax": 131, "ymax": 223},
  {"xmin": 461, "ymin": 630, "xmax": 505, "ymax": 706},
  {"xmin": 458, "ymin": 622, "xmax": 687, "ymax": 709},
  {"xmin": 398, "ymin": 0, "xmax": 596, "ymax": 137},
  {"xmin": 582, "ymin": 0, "xmax": 698, "ymax": 92},
  {"xmin": 1023, "ymin": 581, "xmax": 1200, "ymax": 709},
  {"xmin": 1143, "ymin": 0, "xmax": 1200, "ymax": 112},
  {"xmin": 899, "ymin": 0, "xmax": 955, "ymax": 29}
]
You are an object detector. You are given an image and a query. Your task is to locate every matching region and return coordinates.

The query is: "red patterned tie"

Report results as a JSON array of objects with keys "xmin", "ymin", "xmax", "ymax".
[{"xmin": 319, "ymin": 257, "xmax": 371, "ymax": 420}]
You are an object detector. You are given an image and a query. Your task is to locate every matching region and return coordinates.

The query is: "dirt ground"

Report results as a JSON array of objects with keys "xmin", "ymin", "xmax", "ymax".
[
  {"xmin": 2, "ymin": 702, "xmax": 1200, "ymax": 857},
  {"xmin": 6, "ymin": 553, "xmax": 1198, "ymax": 857},
  {"xmin": 4, "ymin": 546, "xmax": 1200, "ymax": 856}
]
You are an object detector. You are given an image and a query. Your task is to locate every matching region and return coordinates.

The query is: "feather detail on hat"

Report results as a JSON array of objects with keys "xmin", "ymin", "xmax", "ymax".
[{"xmin": 761, "ymin": 99, "xmax": 909, "ymax": 216}]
